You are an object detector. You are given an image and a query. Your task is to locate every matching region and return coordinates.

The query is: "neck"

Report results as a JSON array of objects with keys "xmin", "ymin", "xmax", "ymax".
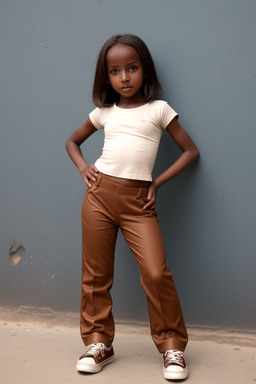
[{"xmin": 117, "ymin": 95, "xmax": 146, "ymax": 109}]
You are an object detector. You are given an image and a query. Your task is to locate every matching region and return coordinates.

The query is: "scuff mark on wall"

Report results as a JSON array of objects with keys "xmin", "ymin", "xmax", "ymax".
[{"xmin": 178, "ymin": 65, "xmax": 209, "ymax": 78}]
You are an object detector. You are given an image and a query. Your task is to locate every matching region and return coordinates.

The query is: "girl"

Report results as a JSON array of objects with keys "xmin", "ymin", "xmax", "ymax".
[{"xmin": 66, "ymin": 34, "xmax": 199, "ymax": 381}]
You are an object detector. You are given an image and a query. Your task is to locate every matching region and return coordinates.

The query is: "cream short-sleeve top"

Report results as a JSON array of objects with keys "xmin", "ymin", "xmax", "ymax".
[{"xmin": 89, "ymin": 100, "xmax": 178, "ymax": 182}]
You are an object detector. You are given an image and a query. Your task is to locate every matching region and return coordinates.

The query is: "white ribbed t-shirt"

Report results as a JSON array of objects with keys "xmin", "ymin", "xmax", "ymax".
[{"xmin": 89, "ymin": 100, "xmax": 178, "ymax": 181}]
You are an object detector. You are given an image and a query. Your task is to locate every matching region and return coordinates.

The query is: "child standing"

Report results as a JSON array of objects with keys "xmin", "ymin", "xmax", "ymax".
[{"xmin": 66, "ymin": 34, "xmax": 199, "ymax": 381}]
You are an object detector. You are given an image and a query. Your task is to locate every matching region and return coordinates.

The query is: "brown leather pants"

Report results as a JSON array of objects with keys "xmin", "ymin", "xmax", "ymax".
[{"xmin": 80, "ymin": 173, "xmax": 188, "ymax": 353}]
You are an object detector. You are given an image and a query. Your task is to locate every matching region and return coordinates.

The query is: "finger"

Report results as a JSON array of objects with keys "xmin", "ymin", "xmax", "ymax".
[
  {"xmin": 82, "ymin": 176, "xmax": 91, "ymax": 188},
  {"xmin": 88, "ymin": 172, "xmax": 96, "ymax": 181},
  {"xmin": 143, "ymin": 201, "xmax": 154, "ymax": 210},
  {"xmin": 88, "ymin": 168, "xmax": 98, "ymax": 180},
  {"xmin": 91, "ymin": 164, "xmax": 99, "ymax": 174},
  {"xmin": 89, "ymin": 167, "xmax": 99, "ymax": 179}
]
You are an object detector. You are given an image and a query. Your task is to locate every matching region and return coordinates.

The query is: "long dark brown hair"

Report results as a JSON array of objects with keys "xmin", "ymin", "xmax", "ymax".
[{"xmin": 93, "ymin": 34, "xmax": 162, "ymax": 107}]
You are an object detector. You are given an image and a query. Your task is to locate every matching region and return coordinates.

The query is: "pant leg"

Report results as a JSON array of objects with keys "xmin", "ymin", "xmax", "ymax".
[
  {"xmin": 119, "ymin": 194, "xmax": 188, "ymax": 353},
  {"xmin": 80, "ymin": 183, "xmax": 118, "ymax": 347}
]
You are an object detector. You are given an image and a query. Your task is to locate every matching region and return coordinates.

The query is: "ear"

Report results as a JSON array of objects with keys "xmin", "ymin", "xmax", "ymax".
[{"xmin": 106, "ymin": 79, "xmax": 110, "ymax": 84}]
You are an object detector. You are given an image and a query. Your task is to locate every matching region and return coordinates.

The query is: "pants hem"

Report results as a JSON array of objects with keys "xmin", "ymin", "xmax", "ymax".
[
  {"xmin": 156, "ymin": 338, "xmax": 188, "ymax": 353},
  {"xmin": 82, "ymin": 332, "xmax": 113, "ymax": 348}
]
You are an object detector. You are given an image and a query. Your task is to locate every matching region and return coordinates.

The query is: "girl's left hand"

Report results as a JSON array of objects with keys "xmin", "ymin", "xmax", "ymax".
[{"xmin": 143, "ymin": 181, "xmax": 158, "ymax": 210}]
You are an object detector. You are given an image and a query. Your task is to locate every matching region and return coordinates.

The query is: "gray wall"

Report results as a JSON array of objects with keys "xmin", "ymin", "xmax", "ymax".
[{"xmin": 1, "ymin": 0, "xmax": 255, "ymax": 331}]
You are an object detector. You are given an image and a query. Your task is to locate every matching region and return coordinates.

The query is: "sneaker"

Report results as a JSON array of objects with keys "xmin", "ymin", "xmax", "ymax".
[
  {"xmin": 163, "ymin": 349, "xmax": 188, "ymax": 380},
  {"xmin": 76, "ymin": 343, "xmax": 114, "ymax": 373}
]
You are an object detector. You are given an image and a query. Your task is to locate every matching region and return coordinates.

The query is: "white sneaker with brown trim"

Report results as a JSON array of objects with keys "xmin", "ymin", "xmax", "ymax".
[{"xmin": 163, "ymin": 349, "xmax": 188, "ymax": 380}]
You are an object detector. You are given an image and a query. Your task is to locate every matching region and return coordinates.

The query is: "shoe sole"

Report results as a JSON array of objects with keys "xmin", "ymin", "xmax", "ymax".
[
  {"xmin": 76, "ymin": 355, "xmax": 114, "ymax": 373},
  {"xmin": 163, "ymin": 366, "xmax": 189, "ymax": 380}
]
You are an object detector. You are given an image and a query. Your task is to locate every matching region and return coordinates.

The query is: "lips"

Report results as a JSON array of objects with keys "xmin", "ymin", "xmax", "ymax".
[{"xmin": 121, "ymin": 86, "xmax": 132, "ymax": 90}]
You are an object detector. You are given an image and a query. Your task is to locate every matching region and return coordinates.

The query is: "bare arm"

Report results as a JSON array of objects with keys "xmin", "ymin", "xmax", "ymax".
[
  {"xmin": 143, "ymin": 117, "xmax": 200, "ymax": 209},
  {"xmin": 65, "ymin": 118, "xmax": 98, "ymax": 187}
]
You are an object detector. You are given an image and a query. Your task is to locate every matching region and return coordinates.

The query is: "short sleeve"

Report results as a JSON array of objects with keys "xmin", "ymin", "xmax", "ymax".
[
  {"xmin": 89, "ymin": 107, "xmax": 103, "ymax": 130},
  {"xmin": 161, "ymin": 102, "xmax": 178, "ymax": 130}
]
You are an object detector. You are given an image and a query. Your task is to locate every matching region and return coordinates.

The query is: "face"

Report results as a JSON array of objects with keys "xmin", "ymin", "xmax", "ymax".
[{"xmin": 106, "ymin": 44, "xmax": 144, "ymax": 105}]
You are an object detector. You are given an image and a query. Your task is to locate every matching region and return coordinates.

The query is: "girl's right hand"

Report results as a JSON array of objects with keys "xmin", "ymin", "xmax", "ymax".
[{"xmin": 80, "ymin": 164, "xmax": 99, "ymax": 188}]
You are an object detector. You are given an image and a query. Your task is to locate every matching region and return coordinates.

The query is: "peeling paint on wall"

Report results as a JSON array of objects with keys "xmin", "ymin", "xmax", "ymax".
[{"xmin": 9, "ymin": 244, "xmax": 26, "ymax": 266}]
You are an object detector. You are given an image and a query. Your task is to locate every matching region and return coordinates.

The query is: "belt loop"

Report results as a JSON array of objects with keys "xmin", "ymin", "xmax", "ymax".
[
  {"xmin": 95, "ymin": 174, "xmax": 102, "ymax": 187},
  {"xmin": 136, "ymin": 187, "xmax": 142, "ymax": 200}
]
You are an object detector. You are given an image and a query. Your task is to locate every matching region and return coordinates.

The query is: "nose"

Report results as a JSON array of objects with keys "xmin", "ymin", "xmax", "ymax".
[{"xmin": 121, "ymin": 70, "xmax": 129, "ymax": 82}]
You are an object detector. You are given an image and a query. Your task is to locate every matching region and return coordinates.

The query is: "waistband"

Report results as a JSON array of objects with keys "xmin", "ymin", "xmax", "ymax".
[{"xmin": 94, "ymin": 173, "xmax": 148, "ymax": 199}]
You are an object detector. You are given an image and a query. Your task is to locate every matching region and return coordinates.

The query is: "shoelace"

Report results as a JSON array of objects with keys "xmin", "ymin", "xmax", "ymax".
[
  {"xmin": 85, "ymin": 343, "xmax": 105, "ymax": 355},
  {"xmin": 164, "ymin": 350, "xmax": 185, "ymax": 367}
]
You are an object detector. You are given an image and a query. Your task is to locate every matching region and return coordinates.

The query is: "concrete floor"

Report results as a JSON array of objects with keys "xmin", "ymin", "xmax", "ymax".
[{"xmin": 0, "ymin": 321, "xmax": 256, "ymax": 384}]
